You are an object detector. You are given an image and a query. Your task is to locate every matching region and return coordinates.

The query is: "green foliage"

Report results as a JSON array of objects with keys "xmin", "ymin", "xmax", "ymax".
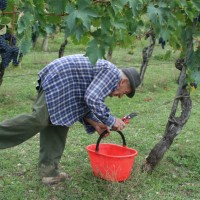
[
  {"xmin": 85, "ymin": 39, "xmax": 105, "ymax": 64},
  {"xmin": 17, "ymin": 11, "xmax": 34, "ymax": 54},
  {"xmin": 46, "ymin": 15, "xmax": 62, "ymax": 24},
  {"xmin": 187, "ymin": 49, "xmax": 200, "ymax": 84},
  {"xmin": 17, "ymin": 12, "xmax": 34, "ymax": 34},
  {"xmin": 46, "ymin": 0, "xmax": 67, "ymax": 14},
  {"xmin": 128, "ymin": 0, "xmax": 144, "ymax": 16},
  {"xmin": 147, "ymin": 3, "xmax": 170, "ymax": 25},
  {"xmin": 1, "ymin": 0, "xmax": 200, "ymax": 85},
  {"xmin": 66, "ymin": 0, "xmax": 99, "ymax": 36},
  {"xmin": 4, "ymin": 0, "xmax": 15, "ymax": 12},
  {"xmin": 45, "ymin": 24, "xmax": 56, "ymax": 34},
  {"xmin": 18, "ymin": 36, "xmax": 32, "ymax": 54}
]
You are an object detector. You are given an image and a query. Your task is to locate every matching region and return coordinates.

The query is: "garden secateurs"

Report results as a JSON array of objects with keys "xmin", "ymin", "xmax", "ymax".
[
  {"xmin": 98, "ymin": 112, "xmax": 138, "ymax": 141},
  {"xmin": 121, "ymin": 112, "xmax": 138, "ymax": 124}
]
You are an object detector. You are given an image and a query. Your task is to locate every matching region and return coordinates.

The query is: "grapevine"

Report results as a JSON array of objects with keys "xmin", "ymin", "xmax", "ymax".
[
  {"xmin": 197, "ymin": 13, "xmax": 200, "ymax": 22},
  {"xmin": 0, "ymin": 0, "xmax": 200, "ymax": 172},
  {"xmin": 0, "ymin": 33, "xmax": 22, "ymax": 68},
  {"xmin": 190, "ymin": 82, "xmax": 197, "ymax": 89},
  {"xmin": 0, "ymin": 0, "xmax": 7, "ymax": 11},
  {"xmin": 158, "ymin": 37, "xmax": 166, "ymax": 49}
]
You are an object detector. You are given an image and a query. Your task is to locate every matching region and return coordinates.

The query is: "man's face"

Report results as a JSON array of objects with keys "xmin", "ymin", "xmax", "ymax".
[{"xmin": 109, "ymin": 79, "xmax": 132, "ymax": 98}]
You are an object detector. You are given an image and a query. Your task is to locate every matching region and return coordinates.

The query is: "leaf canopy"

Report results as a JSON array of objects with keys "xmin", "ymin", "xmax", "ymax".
[{"xmin": 1, "ymin": 0, "xmax": 200, "ymax": 84}]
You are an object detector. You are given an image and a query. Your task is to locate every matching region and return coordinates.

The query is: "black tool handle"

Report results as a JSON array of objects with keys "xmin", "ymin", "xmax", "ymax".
[{"xmin": 95, "ymin": 130, "xmax": 126, "ymax": 152}]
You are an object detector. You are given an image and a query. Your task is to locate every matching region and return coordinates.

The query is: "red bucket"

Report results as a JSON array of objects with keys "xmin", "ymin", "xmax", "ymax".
[{"xmin": 86, "ymin": 131, "xmax": 138, "ymax": 182}]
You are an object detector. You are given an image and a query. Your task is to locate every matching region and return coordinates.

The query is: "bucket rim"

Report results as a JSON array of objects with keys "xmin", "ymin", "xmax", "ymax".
[{"xmin": 86, "ymin": 143, "xmax": 138, "ymax": 158}]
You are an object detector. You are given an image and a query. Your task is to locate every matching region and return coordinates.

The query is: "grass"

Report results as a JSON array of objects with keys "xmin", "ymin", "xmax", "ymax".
[{"xmin": 0, "ymin": 34, "xmax": 200, "ymax": 200}]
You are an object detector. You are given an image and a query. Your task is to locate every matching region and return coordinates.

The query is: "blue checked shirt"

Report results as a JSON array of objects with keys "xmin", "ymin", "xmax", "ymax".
[{"xmin": 38, "ymin": 54, "xmax": 121, "ymax": 133}]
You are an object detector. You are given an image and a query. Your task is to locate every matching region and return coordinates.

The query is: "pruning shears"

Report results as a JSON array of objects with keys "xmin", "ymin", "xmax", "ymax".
[
  {"xmin": 99, "ymin": 112, "xmax": 138, "ymax": 138},
  {"xmin": 121, "ymin": 112, "xmax": 138, "ymax": 124}
]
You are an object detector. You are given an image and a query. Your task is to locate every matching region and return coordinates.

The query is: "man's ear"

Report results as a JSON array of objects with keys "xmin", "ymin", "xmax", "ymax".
[
  {"xmin": 118, "ymin": 79, "xmax": 124, "ymax": 88},
  {"xmin": 120, "ymin": 79, "xmax": 128, "ymax": 86},
  {"xmin": 117, "ymin": 80, "xmax": 122, "ymax": 89}
]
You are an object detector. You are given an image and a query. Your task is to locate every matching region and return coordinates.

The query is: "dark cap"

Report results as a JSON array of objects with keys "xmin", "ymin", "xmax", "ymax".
[{"xmin": 122, "ymin": 67, "xmax": 141, "ymax": 98}]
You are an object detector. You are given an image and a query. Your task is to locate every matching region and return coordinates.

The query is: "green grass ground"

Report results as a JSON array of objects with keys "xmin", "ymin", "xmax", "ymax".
[{"xmin": 0, "ymin": 35, "xmax": 200, "ymax": 200}]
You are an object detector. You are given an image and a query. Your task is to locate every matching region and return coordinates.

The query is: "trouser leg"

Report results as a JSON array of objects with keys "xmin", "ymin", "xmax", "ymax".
[
  {"xmin": 39, "ymin": 125, "xmax": 69, "ymax": 177},
  {"xmin": 0, "ymin": 87, "xmax": 69, "ymax": 178},
  {"xmin": 0, "ymin": 89, "xmax": 49, "ymax": 149}
]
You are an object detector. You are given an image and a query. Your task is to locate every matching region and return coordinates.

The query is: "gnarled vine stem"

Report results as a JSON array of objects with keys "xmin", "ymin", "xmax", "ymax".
[
  {"xmin": 139, "ymin": 30, "xmax": 156, "ymax": 86},
  {"xmin": 142, "ymin": 23, "xmax": 195, "ymax": 173}
]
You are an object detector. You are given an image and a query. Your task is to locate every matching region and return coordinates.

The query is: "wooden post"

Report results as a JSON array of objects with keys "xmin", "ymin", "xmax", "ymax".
[{"xmin": 10, "ymin": 4, "xmax": 17, "ymax": 46}]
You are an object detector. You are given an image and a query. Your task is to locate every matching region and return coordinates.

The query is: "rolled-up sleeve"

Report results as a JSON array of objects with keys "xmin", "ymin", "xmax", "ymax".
[
  {"xmin": 79, "ymin": 111, "xmax": 116, "ymax": 134},
  {"xmin": 79, "ymin": 112, "xmax": 101, "ymax": 134}
]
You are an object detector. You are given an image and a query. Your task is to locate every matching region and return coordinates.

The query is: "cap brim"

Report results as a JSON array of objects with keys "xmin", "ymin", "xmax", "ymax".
[
  {"xmin": 122, "ymin": 69, "xmax": 136, "ymax": 98},
  {"xmin": 127, "ymin": 89, "xmax": 135, "ymax": 98}
]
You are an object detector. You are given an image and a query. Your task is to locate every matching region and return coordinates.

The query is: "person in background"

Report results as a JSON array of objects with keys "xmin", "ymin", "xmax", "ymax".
[
  {"xmin": 0, "ymin": 17, "xmax": 22, "ymax": 68},
  {"xmin": 0, "ymin": 54, "xmax": 141, "ymax": 185},
  {"xmin": 0, "ymin": 16, "xmax": 23, "ymax": 85}
]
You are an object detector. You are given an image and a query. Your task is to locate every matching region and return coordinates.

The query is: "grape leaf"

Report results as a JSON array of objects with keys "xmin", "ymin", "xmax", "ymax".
[
  {"xmin": 147, "ymin": 4, "xmax": 169, "ymax": 25},
  {"xmin": 77, "ymin": 8, "xmax": 99, "ymax": 30},
  {"xmin": 46, "ymin": 0, "xmax": 67, "ymax": 14},
  {"xmin": 186, "ymin": 48, "xmax": 200, "ymax": 84},
  {"xmin": 77, "ymin": 0, "xmax": 90, "ymax": 10},
  {"xmin": 192, "ymin": 0, "xmax": 200, "ymax": 10},
  {"xmin": 128, "ymin": 0, "xmax": 143, "ymax": 16},
  {"xmin": 111, "ymin": 19, "xmax": 126, "ymax": 29},
  {"xmin": 45, "ymin": 25, "xmax": 56, "ymax": 34},
  {"xmin": 66, "ymin": 9, "xmax": 77, "ymax": 32},
  {"xmin": 4, "ymin": 0, "xmax": 15, "ymax": 12},
  {"xmin": 74, "ymin": 25, "xmax": 84, "ymax": 41},
  {"xmin": 46, "ymin": 15, "xmax": 62, "ymax": 24},
  {"xmin": 18, "ymin": 37, "xmax": 33, "ymax": 55},
  {"xmin": 85, "ymin": 39, "xmax": 105, "ymax": 64},
  {"xmin": 187, "ymin": 49, "xmax": 200, "ymax": 70},
  {"xmin": 190, "ymin": 69, "xmax": 200, "ymax": 84},
  {"xmin": 110, "ymin": 0, "xmax": 125, "ymax": 14},
  {"xmin": 17, "ymin": 12, "xmax": 34, "ymax": 34}
]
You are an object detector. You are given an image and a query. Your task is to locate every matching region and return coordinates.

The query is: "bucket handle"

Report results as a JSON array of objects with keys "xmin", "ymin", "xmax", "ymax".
[{"xmin": 95, "ymin": 130, "xmax": 126, "ymax": 152}]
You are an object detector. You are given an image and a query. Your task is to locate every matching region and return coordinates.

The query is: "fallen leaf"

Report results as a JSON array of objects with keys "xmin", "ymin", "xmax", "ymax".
[{"xmin": 144, "ymin": 97, "xmax": 153, "ymax": 102}]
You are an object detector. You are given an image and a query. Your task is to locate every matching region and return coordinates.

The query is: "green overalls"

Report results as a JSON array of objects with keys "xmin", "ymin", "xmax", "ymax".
[{"xmin": 0, "ymin": 88, "xmax": 69, "ymax": 177}]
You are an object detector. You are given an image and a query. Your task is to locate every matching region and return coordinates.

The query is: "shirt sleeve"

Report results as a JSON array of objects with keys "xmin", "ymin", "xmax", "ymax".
[
  {"xmin": 79, "ymin": 111, "xmax": 109, "ymax": 134},
  {"xmin": 84, "ymin": 66, "xmax": 120, "ymax": 128},
  {"xmin": 79, "ymin": 112, "xmax": 101, "ymax": 134},
  {"xmin": 79, "ymin": 119, "xmax": 96, "ymax": 134}
]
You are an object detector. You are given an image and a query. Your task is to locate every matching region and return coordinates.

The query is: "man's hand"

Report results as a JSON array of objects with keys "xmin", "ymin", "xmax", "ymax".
[
  {"xmin": 112, "ymin": 118, "xmax": 126, "ymax": 131},
  {"xmin": 95, "ymin": 123, "xmax": 110, "ymax": 137},
  {"xmin": 84, "ymin": 118, "xmax": 110, "ymax": 136}
]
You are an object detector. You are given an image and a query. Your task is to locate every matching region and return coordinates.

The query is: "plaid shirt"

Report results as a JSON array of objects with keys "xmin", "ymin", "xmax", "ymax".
[{"xmin": 38, "ymin": 54, "xmax": 121, "ymax": 133}]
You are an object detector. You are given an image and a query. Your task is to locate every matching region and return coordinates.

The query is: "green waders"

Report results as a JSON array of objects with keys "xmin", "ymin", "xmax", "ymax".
[{"xmin": 0, "ymin": 88, "xmax": 69, "ymax": 177}]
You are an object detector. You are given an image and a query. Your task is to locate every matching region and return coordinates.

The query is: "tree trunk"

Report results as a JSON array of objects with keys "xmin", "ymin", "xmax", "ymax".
[
  {"xmin": 58, "ymin": 39, "xmax": 68, "ymax": 58},
  {"xmin": 107, "ymin": 48, "xmax": 113, "ymax": 61},
  {"xmin": 42, "ymin": 36, "xmax": 48, "ymax": 51},
  {"xmin": 0, "ymin": 63, "xmax": 4, "ymax": 87},
  {"xmin": 32, "ymin": 32, "xmax": 38, "ymax": 48},
  {"xmin": 142, "ymin": 25, "xmax": 195, "ymax": 172},
  {"xmin": 142, "ymin": 66, "xmax": 192, "ymax": 172},
  {"xmin": 139, "ymin": 30, "xmax": 156, "ymax": 86}
]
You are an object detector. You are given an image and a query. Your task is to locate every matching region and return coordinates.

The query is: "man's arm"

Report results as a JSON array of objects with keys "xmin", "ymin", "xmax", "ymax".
[
  {"xmin": 84, "ymin": 118, "xmax": 110, "ymax": 135},
  {"xmin": 80, "ymin": 112, "xmax": 126, "ymax": 134},
  {"xmin": 84, "ymin": 67, "xmax": 120, "ymax": 128}
]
